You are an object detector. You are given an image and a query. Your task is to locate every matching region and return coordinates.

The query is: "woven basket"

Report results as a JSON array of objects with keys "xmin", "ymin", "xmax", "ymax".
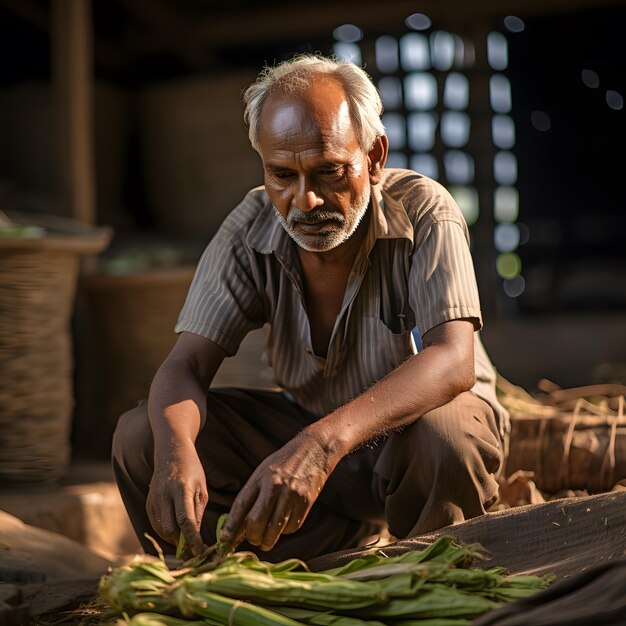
[
  {"xmin": 499, "ymin": 377, "xmax": 626, "ymax": 493},
  {"xmin": 75, "ymin": 267, "xmax": 195, "ymax": 457},
  {"xmin": 0, "ymin": 213, "xmax": 110, "ymax": 485}
]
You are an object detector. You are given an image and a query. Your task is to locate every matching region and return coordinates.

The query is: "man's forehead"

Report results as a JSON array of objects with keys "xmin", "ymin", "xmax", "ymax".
[{"xmin": 259, "ymin": 82, "xmax": 356, "ymax": 149}]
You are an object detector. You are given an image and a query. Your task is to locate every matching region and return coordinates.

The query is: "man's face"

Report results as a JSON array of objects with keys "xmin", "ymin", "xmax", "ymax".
[{"xmin": 257, "ymin": 77, "xmax": 372, "ymax": 253}]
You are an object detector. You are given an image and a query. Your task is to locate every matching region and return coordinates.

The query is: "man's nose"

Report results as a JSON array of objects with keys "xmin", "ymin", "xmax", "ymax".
[{"xmin": 295, "ymin": 180, "xmax": 324, "ymax": 212}]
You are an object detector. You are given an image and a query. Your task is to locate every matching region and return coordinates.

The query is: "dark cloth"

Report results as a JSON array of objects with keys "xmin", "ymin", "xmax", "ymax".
[
  {"xmin": 472, "ymin": 559, "xmax": 626, "ymax": 626},
  {"xmin": 112, "ymin": 387, "xmax": 502, "ymax": 562}
]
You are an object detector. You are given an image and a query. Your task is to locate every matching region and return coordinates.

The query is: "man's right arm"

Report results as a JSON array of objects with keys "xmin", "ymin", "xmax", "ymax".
[{"xmin": 146, "ymin": 331, "xmax": 228, "ymax": 555}]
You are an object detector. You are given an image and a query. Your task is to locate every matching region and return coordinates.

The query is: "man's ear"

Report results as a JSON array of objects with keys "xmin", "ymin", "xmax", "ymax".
[{"xmin": 368, "ymin": 135, "xmax": 389, "ymax": 185}]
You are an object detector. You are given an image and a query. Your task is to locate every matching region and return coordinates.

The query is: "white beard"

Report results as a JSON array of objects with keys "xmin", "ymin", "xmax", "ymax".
[{"xmin": 274, "ymin": 184, "xmax": 371, "ymax": 252}]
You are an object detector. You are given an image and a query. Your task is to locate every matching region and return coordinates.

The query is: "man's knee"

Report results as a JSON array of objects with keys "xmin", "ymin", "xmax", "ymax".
[
  {"xmin": 375, "ymin": 393, "xmax": 502, "ymax": 494},
  {"xmin": 414, "ymin": 393, "xmax": 502, "ymax": 476},
  {"xmin": 111, "ymin": 400, "xmax": 153, "ymax": 470}
]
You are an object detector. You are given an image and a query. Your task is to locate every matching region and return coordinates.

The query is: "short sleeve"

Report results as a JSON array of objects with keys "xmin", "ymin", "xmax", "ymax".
[
  {"xmin": 175, "ymin": 225, "xmax": 265, "ymax": 356},
  {"xmin": 409, "ymin": 219, "xmax": 483, "ymax": 336}
]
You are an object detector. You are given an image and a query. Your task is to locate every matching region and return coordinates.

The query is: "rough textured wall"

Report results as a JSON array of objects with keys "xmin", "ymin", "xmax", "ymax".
[{"xmin": 138, "ymin": 72, "xmax": 263, "ymax": 240}]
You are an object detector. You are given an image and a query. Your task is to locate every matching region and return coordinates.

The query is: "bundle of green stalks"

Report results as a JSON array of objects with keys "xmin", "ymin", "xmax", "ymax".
[{"xmin": 99, "ymin": 521, "xmax": 553, "ymax": 626}]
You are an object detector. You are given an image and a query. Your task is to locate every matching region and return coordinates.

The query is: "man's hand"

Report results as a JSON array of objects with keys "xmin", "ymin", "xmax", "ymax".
[
  {"xmin": 146, "ymin": 333, "xmax": 228, "ymax": 556},
  {"xmin": 221, "ymin": 430, "xmax": 341, "ymax": 552},
  {"xmin": 146, "ymin": 441, "xmax": 208, "ymax": 556}
]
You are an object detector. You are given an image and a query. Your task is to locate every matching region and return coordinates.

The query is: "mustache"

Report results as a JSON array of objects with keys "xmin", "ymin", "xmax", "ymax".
[{"xmin": 287, "ymin": 208, "xmax": 345, "ymax": 225}]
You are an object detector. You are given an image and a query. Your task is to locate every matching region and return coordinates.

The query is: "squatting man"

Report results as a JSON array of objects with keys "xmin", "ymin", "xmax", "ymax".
[{"xmin": 113, "ymin": 54, "xmax": 508, "ymax": 562}]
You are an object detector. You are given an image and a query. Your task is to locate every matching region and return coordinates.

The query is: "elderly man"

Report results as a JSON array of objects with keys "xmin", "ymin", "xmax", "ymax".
[{"xmin": 113, "ymin": 54, "xmax": 507, "ymax": 562}]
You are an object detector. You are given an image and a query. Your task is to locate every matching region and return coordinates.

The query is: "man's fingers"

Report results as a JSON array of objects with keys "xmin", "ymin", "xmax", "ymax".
[
  {"xmin": 148, "ymin": 500, "xmax": 179, "ymax": 546},
  {"xmin": 180, "ymin": 518, "xmax": 205, "ymax": 556},
  {"xmin": 221, "ymin": 483, "xmax": 259, "ymax": 546},
  {"xmin": 260, "ymin": 492, "xmax": 293, "ymax": 550},
  {"xmin": 283, "ymin": 497, "xmax": 309, "ymax": 534},
  {"xmin": 194, "ymin": 488, "xmax": 208, "ymax": 527},
  {"xmin": 177, "ymin": 491, "xmax": 206, "ymax": 556},
  {"xmin": 244, "ymin": 486, "xmax": 277, "ymax": 547}
]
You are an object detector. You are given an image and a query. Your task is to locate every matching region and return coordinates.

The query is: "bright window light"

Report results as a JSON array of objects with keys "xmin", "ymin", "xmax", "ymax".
[
  {"xmin": 405, "ymin": 13, "xmax": 432, "ymax": 31},
  {"xmin": 503, "ymin": 16, "xmax": 525, "ymax": 33},
  {"xmin": 431, "ymin": 31, "xmax": 455, "ymax": 71},
  {"xmin": 494, "ymin": 186, "xmax": 519, "ymax": 223},
  {"xmin": 492, "ymin": 115, "xmax": 516, "ymax": 149},
  {"xmin": 487, "ymin": 32, "xmax": 508, "ymax": 71},
  {"xmin": 444, "ymin": 150, "xmax": 475, "ymax": 184},
  {"xmin": 494, "ymin": 223, "xmax": 520, "ymax": 252},
  {"xmin": 333, "ymin": 42, "xmax": 361, "ymax": 65},
  {"xmin": 441, "ymin": 112, "xmax": 470, "ymax": 148},
  {"xmin": 378, "ymin": 76, "xmax": 403, "ymax": 109},
  {"xmin": 386, "ymin": 152, "xmax": 408, "ymax": 169},
  {"xmin": 400, "ymin": 33, "xmax": 430, "ymax": 71},
  {"xmin": 496, "ymin": 252, "xmax": 522, "ymax": 279},
  {"xmin": 408, "ymin": 112, "xmax": 438, "ymax": 151},
  {"xmin": 494, "ymin": 151, "xmax": 518, "ymax": 185},
  {"xmin": 489, "ymin": 74, "xmax": 512, "ymax": 113},
  {"xmin": 449, "ymin": 185, "xmax": 479, "ymax": 226},
  {"xmin": 382, "ymin": 113, "xmax": 406, "ymax": 150},
  {"xmin": 443, "ymin": 73, "xmax": 469, "ymax": 110},
  {"xmin": 376, "ymin": 36, "xmax": 399, "ymax": 73},
  {"xmin": 410, "ymin": 154, "xmax": 439, "ymax": 179},
  {"xmin": 405, "ymin": 72, "xmax": 438, "ymax": 110},
  {"xmin": 333, "ymin": 24, "xmax": 363, "ymax": 42}
]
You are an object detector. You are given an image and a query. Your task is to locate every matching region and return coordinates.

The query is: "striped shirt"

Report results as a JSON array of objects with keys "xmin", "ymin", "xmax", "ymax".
[{"xmin": 176, "ymin": 168, "xmax": 508, "ymax": 435}]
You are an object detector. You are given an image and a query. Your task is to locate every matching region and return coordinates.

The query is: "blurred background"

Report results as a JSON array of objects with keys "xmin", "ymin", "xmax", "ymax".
[{"xmin": 0, "ymin": 0, "xmax": 624, "ymax": 468}]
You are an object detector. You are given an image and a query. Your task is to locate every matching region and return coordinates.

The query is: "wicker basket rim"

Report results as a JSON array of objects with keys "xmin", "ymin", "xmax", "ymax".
[
  {"xmin": 0, "ymin": 209, "xmax": 112, "ymax": 254},
  {"xmin": 0, "ymin": 231, "xmax": 111, "ymax": 254}
]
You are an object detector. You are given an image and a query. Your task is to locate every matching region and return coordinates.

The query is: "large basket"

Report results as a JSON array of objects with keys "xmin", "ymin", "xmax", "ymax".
[
  {"xmin": 0, "ymin": 213, "xmax": 110, "ymax": 485},
  {"xmin": 74, "ymin": 267, "xmax": 195, "ymax": 457}
]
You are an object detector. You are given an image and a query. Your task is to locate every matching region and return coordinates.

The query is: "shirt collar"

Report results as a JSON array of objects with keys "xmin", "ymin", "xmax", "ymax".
[
  {"xmin": 372, "ymin": 181, "xmax": 414, "ymax": 246},
  {"xmin": 246, "ymin": 195, "xmax": 290, "ymax": 258}
]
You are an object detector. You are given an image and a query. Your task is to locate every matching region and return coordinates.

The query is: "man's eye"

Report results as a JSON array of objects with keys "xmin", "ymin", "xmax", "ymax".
[
  {"xmin": 319, "ymin": 168, "xmax": 341, "ymax": 176},
  {"xmin": 273, "ymin": 172, "xmax": 294, "ymax": 179}
]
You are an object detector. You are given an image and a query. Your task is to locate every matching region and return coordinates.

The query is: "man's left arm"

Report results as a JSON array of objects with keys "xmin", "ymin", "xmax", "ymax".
[
  {"xmin": 221, "ymin": 318, "xmax": 475, "ymax": 551},
  {"xmin": 312, "ymin": 318, "xmax": 476, "ymax": 452}
]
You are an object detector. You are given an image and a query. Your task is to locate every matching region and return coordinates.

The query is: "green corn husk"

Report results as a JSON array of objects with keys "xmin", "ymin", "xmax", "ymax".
[
  {"xmin": 99, "ymin": 558, "xmax": 176, "ymax": 613},
  {"xmin": 99, "ymin": 530, "xmax": 553, "ymax": 626},
  {"xmin": 100, "ymin": 561, "xmax": 305, "ymax": 625},
  {"xmin": 274, "ymin": 606, "xmax": 387, "ymax": 626},
  {"xmin": 169, "ymin": 587, "xmax": 305, "ymax": 625},
  {"xmin": 177, "ymin": 565, "xmax": 388, "ymax": 610},
  {"xmin": 346, "ymin": 584, "xmax": 500, "ymax": 620},
  {"xmin": 119, "ymin": 612, "xmax": 219, "ymax": 626},
  {"xmin": 207, "ymin": 552, "xmax": 309, "ymax": 576},
  {"xmin": 324, "ymin": 537, "xmax": 482, "ymax": 578},
  {"xmin": 480, "ymin": 573, "xmax": 556, "ymax": 602}
]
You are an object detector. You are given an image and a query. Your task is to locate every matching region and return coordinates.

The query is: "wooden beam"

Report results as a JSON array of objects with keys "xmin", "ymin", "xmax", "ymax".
[{"xmin": 51, "ymin": 0, "xmax": 97, "ymax": 225}]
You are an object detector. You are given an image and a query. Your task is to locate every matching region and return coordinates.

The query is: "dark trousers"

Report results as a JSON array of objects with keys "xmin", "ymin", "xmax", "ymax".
[{"xmin": 112, "ymin": 388, "xmax": 502, "ymax": 561}]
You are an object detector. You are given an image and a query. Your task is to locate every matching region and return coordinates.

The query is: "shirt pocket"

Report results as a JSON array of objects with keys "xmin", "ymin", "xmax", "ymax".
[{"xmin": 361, "ymin": 316, "xmax": 417, "ymax": 385}]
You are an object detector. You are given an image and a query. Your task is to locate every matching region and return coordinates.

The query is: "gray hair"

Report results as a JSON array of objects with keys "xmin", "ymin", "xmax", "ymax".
[{"xmin": 243, "ymin": 54, "xmax": 385, "ymax": 153}]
